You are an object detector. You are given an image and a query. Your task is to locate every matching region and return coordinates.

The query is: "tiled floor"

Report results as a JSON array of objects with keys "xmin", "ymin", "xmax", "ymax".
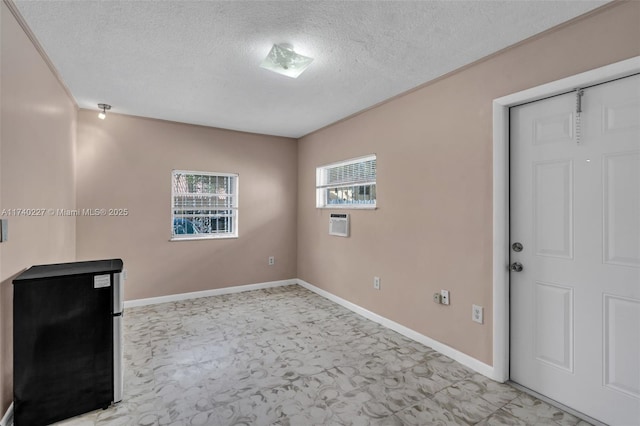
[{"xmin": 52, "ymin": 285, "xmax": 590, "ymax": 425}]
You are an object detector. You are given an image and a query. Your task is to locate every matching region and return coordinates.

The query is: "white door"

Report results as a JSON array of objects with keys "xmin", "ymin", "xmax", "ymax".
[{"xmin": 510, "ymin": 74, "xmax": 640, "ymax": 425}]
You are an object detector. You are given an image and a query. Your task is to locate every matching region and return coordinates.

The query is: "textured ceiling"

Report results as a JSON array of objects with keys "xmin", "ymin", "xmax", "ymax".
[{"xmin": 14, "ymin": 0, "xmax": 609, "ymax": 138}]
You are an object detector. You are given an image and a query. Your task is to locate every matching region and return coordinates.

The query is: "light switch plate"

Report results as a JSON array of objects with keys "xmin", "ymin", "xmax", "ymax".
[{"xmin": 0, "ymin": 219, "xmax": 7, "ymax": 242}]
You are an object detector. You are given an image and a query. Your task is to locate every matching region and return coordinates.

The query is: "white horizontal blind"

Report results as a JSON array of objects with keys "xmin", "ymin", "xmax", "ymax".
[
  {"xmin": 316, "ymin": 155, "xmax": 376, "ymax": 208},
  {"xmin": 172, "ymin": 171, "xmax": 238, "ymax": 239},
  {"xmin": 323, "ymin": 157, "xmax": 376, "ymax": 188}
]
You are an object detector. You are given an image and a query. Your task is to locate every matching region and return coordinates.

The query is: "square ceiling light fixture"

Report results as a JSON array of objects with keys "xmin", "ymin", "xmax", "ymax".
[{"xmin": 260, "ymin": 44, "xmax": 313, "ymax": 78}]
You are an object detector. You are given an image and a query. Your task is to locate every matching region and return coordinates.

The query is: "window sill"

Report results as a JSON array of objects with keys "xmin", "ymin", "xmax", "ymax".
[
  {"xmin": 316, "ymin": 205, "xmax": 377, "ymax": 210},
  {"xmin": 170, "ymin": 234, "xmax": 238, "ymax": 242}
]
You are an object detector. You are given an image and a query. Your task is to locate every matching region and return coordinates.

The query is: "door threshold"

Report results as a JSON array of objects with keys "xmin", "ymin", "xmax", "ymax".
[{"xmin": 507, "ymin": 381, "xmax": 607, "ymax": 426}]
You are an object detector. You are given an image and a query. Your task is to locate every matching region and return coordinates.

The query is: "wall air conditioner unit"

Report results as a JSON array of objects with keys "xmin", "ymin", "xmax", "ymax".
[{"xmin": 329, "ymin": 213, "xmax": 349, "ymax": 237}]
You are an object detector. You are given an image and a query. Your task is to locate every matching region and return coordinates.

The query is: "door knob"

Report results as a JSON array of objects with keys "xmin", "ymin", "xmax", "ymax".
[{"xmin": 510, "ymin": 262, "xmax": 523, "ymax": 272}]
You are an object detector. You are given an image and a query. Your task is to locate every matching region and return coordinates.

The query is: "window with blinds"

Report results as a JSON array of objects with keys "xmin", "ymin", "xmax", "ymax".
[
  {"xmin": 316, "ymin": 155, "xmax": 377, "ymax": 208},
  {"xmin": 171, "ymin": 170, "xmax": 238, "ymax": 240}
]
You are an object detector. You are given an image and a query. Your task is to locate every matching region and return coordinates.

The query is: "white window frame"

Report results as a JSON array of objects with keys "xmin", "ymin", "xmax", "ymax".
[
  {"xmin": 316, "ymin": 154, "xmax": 377, "ymax": 209},
  {"xmin": 171, "ymin": 170, "xmax": 239, "ymax": 241}
]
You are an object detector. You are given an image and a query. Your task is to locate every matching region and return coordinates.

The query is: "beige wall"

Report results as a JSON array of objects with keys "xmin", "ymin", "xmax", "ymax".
[
  {"xmin": 297, "ymin": 1, "xmax": 640, "ymax": 365},
  {"xmin": 76, "ymin": 111, "xmax": 297, "ymax": 301},
  {"xmin": 0, "ymin": 1, "xmax": 78, "ymax": 413}
]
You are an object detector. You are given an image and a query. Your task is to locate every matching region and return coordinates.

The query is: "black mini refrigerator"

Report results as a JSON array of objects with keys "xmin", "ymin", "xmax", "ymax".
[{"xmin": 13, "ymin": 259, "xmax": 124, "ymax": 426}]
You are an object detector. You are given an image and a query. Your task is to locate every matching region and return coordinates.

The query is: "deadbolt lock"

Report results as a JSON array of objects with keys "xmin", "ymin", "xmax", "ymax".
[{"xmin": 512, "ymin": 242, "xmax": 523, "ymax": 252}]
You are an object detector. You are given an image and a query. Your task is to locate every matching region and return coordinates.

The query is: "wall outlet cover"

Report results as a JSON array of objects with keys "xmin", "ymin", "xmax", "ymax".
[
  {"xmin": 433, "ymin": 293, "xmax": 442, "ymax": 304},
  {"xmin": 268, "ymin": 256, "xmax": 275, "ymax": 266},
  {"xmin": 472, "ymin": 304, "xmax": 484, "ymax": 324},
  {"xmin": 440, "ymin": 289, "xmax": 450, "ymax": 305},
  {"xmin": 373, "ymin": 276, "xmax": 381, "ymax": 290}
]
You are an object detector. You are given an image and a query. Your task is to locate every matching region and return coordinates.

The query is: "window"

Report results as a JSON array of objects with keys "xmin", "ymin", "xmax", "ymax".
[
  {"xmin": 171, "ymin": 170, "xmax": 238, "ymax": 240},
  {"xmin": 316, "ymin": 155, "xmax": 376, "ymax": 208}
]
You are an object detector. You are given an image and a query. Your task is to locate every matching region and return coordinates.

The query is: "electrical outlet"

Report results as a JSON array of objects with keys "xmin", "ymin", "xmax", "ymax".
[
  {"xmin": 373, "ymin": 276, "xmax": 381, "ymax": 290},
  {"xmin": 440, "ymin": 290, "xmax": 450, "ymax": 305},
  {"xmin": 268, "ymin": 256, "xmax": 275, "ymax": 266},
  {"xmin": 433, "ymin": 292, "xmax": 442, "ymax": 304},
  {"xmin": 472, "ymin": 305, "xmax": 484, "ymax": 324}
]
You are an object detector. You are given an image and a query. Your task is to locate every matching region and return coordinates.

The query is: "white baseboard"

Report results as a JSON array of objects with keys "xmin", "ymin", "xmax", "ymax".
[
  {"xmin": 1, "ymin": 402, "xmax": 13, "ymax": 426},
  {"xmin": 124, "ymin": 279, "xmax": 297, "ymax": 308},
  {"xmin": 297, "ymin": 279, "xmax": 498, "ymax": 381}
]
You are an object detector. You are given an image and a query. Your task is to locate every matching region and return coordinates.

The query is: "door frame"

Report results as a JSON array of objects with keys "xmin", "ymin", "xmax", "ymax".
[{"xmin": 491, "ymin": 56, "xmax": 640, "ymax": 382}]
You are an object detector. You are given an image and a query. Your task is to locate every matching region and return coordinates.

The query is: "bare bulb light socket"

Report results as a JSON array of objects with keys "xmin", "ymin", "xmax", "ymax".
[{"xmin": 98, "ymin": 103, "xmax": 111, "ymax": 120}]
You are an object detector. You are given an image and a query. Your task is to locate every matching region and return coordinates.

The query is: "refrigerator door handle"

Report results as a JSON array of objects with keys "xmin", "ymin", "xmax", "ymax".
[
  {"xmin": 113, "ymin": 272, "xmax": 123, "ymax": 314},
  {"xmin": 113, "ymin": 315, "xmax": 123, "ymax": 403}
]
